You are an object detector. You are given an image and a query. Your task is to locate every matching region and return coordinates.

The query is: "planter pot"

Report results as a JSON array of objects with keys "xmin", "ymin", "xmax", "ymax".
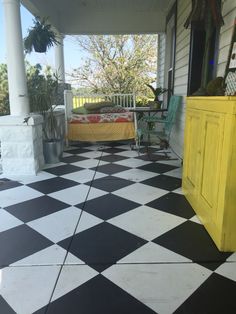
[
  {"xmin": 43, "ymin": 139, "xmax": 64, "ymax": 164},
  {"xmin": 148, "ymin": 101, "xmax": 162, "ymax": 109},
  {"xmin": 33, "ymin": 41, "xmax": 47, "ymax": 53}
]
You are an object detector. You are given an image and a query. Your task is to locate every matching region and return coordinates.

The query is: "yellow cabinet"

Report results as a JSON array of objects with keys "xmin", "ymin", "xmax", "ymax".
[{"xmin": 182, "ymin": 96, "xmax": 236, "ymax": 251}]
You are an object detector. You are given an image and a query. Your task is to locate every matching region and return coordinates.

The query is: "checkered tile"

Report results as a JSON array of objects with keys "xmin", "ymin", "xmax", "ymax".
[{"xmin": 0, "ymin": 142, "xmax": 235, "ymax": 314}]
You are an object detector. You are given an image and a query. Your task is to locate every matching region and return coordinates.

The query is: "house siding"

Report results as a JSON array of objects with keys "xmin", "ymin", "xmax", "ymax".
[
  {"xmin": 169, "ymin": 0, "xmax": 191, "ymax": 158},
  {"xmin": 157, "ymin": 33, "xmax": 166, "ymax": 87},
  {"xmin": 217, "ymin": 0, "xmax": 236, "ymax": 77},
  {"xmin": 169, "ymin": 0, "xmax": 236, "ymax": 159}
]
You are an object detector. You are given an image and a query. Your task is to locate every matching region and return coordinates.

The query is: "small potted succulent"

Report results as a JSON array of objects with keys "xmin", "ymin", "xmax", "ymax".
[
  {"xmin": 146, "ymin": 84, "xmax": 169, "ymax": 108},
  {"xmin": 24, "ymin": 16, "xmax": 59, "ymax": 53}
]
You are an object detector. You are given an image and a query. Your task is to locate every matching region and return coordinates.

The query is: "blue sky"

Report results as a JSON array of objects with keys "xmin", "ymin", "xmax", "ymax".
[{"xmin": 0, "ymin": 3, "xmax": 84, "ymax": 80}]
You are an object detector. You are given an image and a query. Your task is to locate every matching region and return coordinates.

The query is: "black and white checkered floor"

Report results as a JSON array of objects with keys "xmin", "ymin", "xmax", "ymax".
[{"xmin": 0, "ymin": 142, "xmax": 236, "ymax": 314}]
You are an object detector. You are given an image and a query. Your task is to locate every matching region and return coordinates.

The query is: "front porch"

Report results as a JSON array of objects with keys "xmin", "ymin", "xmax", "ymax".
[{"xmin": 0, "ymin": 141, "xmax": 235, "ymax": 314}]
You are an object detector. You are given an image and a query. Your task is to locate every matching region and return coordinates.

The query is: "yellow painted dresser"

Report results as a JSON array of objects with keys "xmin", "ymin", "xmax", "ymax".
[{"xmin": 182, "ymin": 96, "xmax": 236, "ymax": 251}]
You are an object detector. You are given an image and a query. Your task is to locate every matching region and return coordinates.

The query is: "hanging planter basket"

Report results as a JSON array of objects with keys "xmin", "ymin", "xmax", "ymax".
[
  {"xmin": 24, "ymin": 16, "xmax": 59, "ymax": 54},
  {"xmin": 33, "ymin": 41, "xmax": 48, "ymax": 53}
]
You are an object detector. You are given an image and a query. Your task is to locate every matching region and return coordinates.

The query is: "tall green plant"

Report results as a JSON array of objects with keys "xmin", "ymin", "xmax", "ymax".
[{"xmin": 26, "ymin": 63, "xmax": 60, "ymax": 140}]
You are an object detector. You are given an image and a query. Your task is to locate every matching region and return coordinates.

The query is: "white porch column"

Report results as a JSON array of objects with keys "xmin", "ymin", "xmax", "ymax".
[
  {"xmin": 2, "ymin": 0, "xmax": 29, "ymax": 115},
  {"xmin": 55, "ymin": 34, "xmax": 65, "ymax": 83},
  {"xmin": 0, "ymin": 0, "xmax": 45, "ymax": 175}
]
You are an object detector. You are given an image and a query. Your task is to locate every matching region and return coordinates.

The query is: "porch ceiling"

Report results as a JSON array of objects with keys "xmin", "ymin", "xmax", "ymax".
[{"xmin": 21, "ymin": 0, "xmax": 175, "ymax": 35}]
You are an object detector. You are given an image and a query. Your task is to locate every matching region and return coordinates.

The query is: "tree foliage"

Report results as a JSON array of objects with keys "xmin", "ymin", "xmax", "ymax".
[
  {"xmin": 0, "ymin": 63, "xmax": 10, "ymax": 115},
  {"xmin": 70, "ymin": 35, "xmax": 157, "ymax": 95},
  {"xmin": 0, "ymin": 62, "xmax": 56, "ymax": 115}
]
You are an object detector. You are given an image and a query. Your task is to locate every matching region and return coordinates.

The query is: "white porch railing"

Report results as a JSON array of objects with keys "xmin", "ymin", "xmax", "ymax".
[{"xmin": 72, "ymin": 93, "xmax": 136, "ymax": 109}]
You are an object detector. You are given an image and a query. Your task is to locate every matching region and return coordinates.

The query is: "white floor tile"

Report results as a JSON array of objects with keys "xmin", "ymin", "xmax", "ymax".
[
  {"xmin": 51, "ymin": 265, "xmax": 98, "ymax": 302},
  {"xmin": 114, "ymin": 168, "xmax": 157, "ymax": 182},
  {"xmin": 164, "ymin": 167, "xmax": 182, "ymax": 179},
  {"xmin": 0, "ymin": 210, "xmax": 23, "ymax": 232},
  {"xmin": 75, "ymin": 211, "xmax": 103, "ymax": 233},
  {"xmin": 62, "ymin": 152, "xmax": 73, "ymax": 157},
  {"xmin": 103, "ymin": 263, "xmax": 212, "ymax": 314},
  {"xmin": 87, "ymin": 186, "xmax": 108, "ymax": 200},
  {"xmin": 71, "ymin": 159, "xmax": 107, "ymax": 169},
  {"xmin": 49, "ymin": 185, "xmax": 89, "ymax": 205},
  {"xmin": 157, "ymin": 158, "xmax": 182, "ymax": 167},
  {"xmin": 108, "ymin": 205, "xmax": 186, "ymax": 241},
  {"xmin": 84, "ymin": 144, "xmax": 108, "ymax": 151},
  {"xmin": 118, "ymin": 242, "xmax": 191, "ymax": 263},
  {"xmin": 79, "ymin": 150, "xmax": 105, "ymax": 159},
  {"xmin": 65, "ymin": 253, "xmax": 85, "ymax": 265},
  {"xmin": 11, "ymin": 245, "xmax": 67, "ymax": 266},
  {"xmin": 49, "ymin": 185, "xmax": 107, "ymax": 206},
  {"xmin": 227, "ymin": 253, "xmax": 236, "ymax": 262},
  {"xmin": 113, "ymin": 183, "xmax": 168, "ymax": 204},
  {"xmin": 43, "ymin": 162, "xmax": 66, "ymax": 169},
  {"xmin": 215, "ymin": 262, "xmax": 236, "ymax": 282},
  {"xmin": 0, "ymin": 171, "xmax": 56, "ymax": 185},
  {"xmin": 114, "ymin": 158, "xmax": 151, "ymax": 168},
  {"xmin": 0, "ymin": 266, "xmax": 60, "ymax": 314},
  {"xmin": 0, "ymin": 186, "xmax": 43, "ymax": 208},
  {"xmin": 189, "ymin": 215, "xmax": 202, "ymax": 224},
  {"xmin": 115, "ymin": 150, "xmax": 143, "ymax": 158},
  {"xmin": 172, "ymin": 187, "xmax": 184, "ymax": 195},
  {"xmin": 27, "ymin": 207, "xmax": 81, "ymax": 243},
  {"xmin": 62, "ymin": 169, "xmax": 106, "ymax": 183}
]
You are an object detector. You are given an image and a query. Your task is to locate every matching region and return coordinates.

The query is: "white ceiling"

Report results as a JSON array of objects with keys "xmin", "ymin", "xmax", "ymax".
[{"xmin": 21, "ymin": 0, "xmax": 175, "ymax": 34}]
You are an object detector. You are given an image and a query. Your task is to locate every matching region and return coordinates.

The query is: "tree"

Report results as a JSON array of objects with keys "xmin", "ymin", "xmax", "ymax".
[
  {"xmin": 0, "ymin": 63, "xmax": 10, "ymax": 115},
  {"xmin": 0, "ymin": 62, "xmax": 57, "ymax": 115},
  {"xmin": 70, "ymin": 35, "xmax": 157, "ymax": 95}
]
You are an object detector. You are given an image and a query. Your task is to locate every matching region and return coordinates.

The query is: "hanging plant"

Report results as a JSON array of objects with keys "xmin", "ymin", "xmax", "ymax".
[{"xmin": 24, "ymin": 16, "xmax": 59, "ymax": 53}]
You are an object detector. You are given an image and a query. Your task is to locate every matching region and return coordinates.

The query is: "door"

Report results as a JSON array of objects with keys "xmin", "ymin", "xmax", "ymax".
[
  {"xmin": 182, "ymin": 109, "xmax": 202, "ymax": 202},
  {"xmin": 198, "ymin": 112, "xmax": 225, "ymax": 225}
]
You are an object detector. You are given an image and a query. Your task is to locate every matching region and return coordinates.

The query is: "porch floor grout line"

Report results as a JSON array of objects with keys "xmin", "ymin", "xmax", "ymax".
[{"xmin": 44, "ymin": 148, "xmax": 105, "ymax": 314}]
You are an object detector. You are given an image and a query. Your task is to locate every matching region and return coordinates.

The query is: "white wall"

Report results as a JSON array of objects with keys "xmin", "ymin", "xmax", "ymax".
[
  {"xmin": 168, "ymin": 0, "xmax": 191, "ymax": 158},
  {"xmin": 157, "ymin": 33, "xmax": 166, "ymax": 87},
  {"xmin": 167, "ymin": 0, "xmax": 236, "ymax": 159},
  {"xmin": 217, "ymin": 0, "xmax": 236, "ymax": 77}
]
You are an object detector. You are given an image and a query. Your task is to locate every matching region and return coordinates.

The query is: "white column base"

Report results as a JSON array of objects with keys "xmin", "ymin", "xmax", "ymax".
[{"xmin": 0, "ymin": 115, "xmax": 45, "ymax": 175}]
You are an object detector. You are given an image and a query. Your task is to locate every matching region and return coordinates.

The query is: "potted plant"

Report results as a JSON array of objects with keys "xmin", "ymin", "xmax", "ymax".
[
  {"xmin": 146, "ymin": 84, "xmax": 169, "ymax": 108},
  {"xmin": 27, "ymin": 64, "xmax": 64, "ymax": 163},
  {"xmin": 24, "ymin": 16, "xmax": 59, "ymax": 53}
]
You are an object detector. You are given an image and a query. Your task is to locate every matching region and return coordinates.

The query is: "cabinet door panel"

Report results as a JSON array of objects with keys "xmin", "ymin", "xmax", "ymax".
[
  {"xmin": 199, "ymin": 113, "xmax": 225, "ymax": 222},
  {"xmin": 183, "ymin": 109, "xmax": 202, "ymax": 195}
]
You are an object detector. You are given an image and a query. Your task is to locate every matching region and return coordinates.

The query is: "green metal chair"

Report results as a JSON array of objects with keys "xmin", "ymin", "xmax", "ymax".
[{"xmin": 136, "ymin": 95, "xmax": 182, "ymax": 156}]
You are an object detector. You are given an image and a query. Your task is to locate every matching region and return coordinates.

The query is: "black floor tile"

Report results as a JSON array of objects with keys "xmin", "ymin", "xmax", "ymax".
[
  {"xmin": 0, "ymin": 225, "xmax": 53, "ymax": 267},
  {"xmin": 153, "ymin": 221, "xmax": 231, "ymax": 271},
  {"xmin": 0, "ymin": 178, "xmax": 22, "ymax": 191},
  {"xmin": 58, "ymin": 222, "xmax": 147, "ymax": 272},
  {"xmin": 28, "ymin": 177, "xmax": 78, "ymax": 194},
  {"xmin": 137, "ymin": 163, "xmax": 178, "ymax": 174},
  {"xmin": 174, "ymin": 273, "xmax": 236, "ymax": 314},
  {"xmin": 86, "ymin": 176, "xmax": 134, "ymax": 192},
  {"xmin": 60, "ymin": 155, "xmax": 87, "ymax": 163},
  {"xmin": 92, "ymin": 163, "xmax": 131, "ymax": 175},
  {"xmin": 141, "ymin": 175, "xmax": 182, "ymax": 191},
  {"xmin": 76, "ymin": 194, "xmax": 139, "ymax": 220},
  {"xmin": 44, "ymin": 164, "xmax": 83, "ymax": 175},
  {"xmin": 42, "ymin": 275, "xmax": 156, "ymax": 314},
  {"xmin": 98, "ymin": 155, "xmax": 128, "ymax": 163},
  {"xmin": 4, "ymin": 196, "xmax": 69, "ymax": 222},
  {"xmin": 0, "ymin": 296, "xmax": 16, "ymax": 314},
  {"xmin": 147, "ymin": 192, "xmax": 195, "ymax": 219}
]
